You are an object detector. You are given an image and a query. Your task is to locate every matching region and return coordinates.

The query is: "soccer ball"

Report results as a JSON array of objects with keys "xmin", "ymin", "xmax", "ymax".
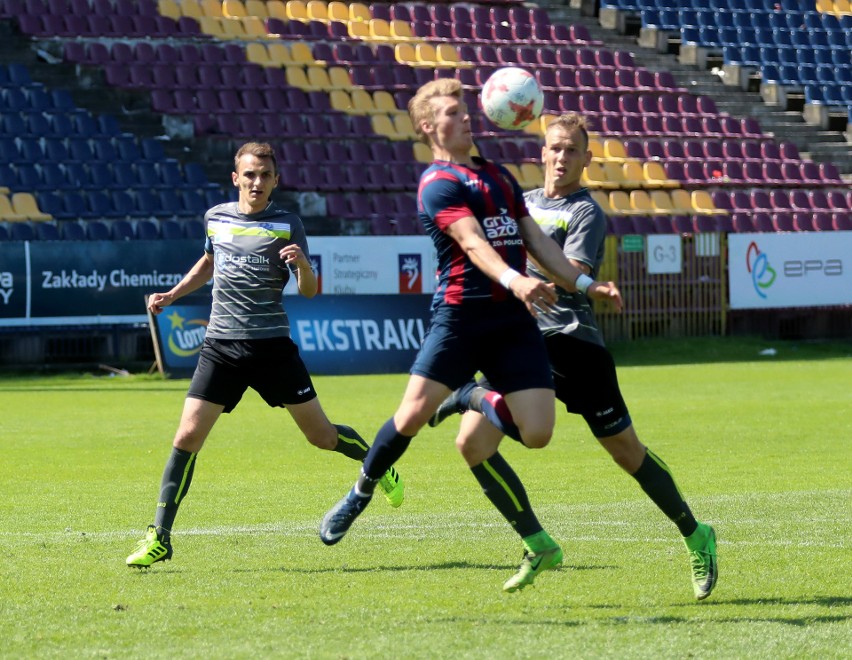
[{"xmin": 480, "ymin": 67, "xmax": 544, "ymax": 131}]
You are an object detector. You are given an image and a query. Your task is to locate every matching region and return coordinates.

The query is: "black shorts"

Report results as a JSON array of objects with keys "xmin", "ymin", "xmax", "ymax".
[
  {"xmin": 411, "ymin": 300, "xmax": 554, "ymax": 394},
  {"xmin": 544, "ymin": 334, "xmax": 632, "ymax": 438},
  {"xmin": 187, "ymin": 337, "xmax": 316, "ymax": 413}
]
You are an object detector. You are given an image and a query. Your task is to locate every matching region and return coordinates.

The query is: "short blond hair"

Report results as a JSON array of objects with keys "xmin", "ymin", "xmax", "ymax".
[
  {"xmin": 234, "ymin": 141, "xmax": 278, "ymax": 174},
  {"xmin": 545, "ymin": 113, "xmax": 590, "ymax": 149},
  {"xmin": 408, "ymin": 78, "xmax": 463, "ymax": 145}
]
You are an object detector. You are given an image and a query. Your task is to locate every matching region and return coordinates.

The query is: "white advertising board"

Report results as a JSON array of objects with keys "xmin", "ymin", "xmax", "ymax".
[
  {"xmin": 646, "ymin": 234, "xmax": 682, "ymax": 274},
  {"xmin": 728, "ymin": 231, "xmax": 852, "ymax": 309}
]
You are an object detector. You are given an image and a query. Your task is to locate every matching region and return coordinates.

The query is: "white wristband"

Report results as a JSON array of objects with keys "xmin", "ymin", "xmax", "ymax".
[
  {"xmin": 575, "ymin": 273, "xmax": 594, "ymax": 294},
  {"xmin": 499, "ymin": 268, "xmax": 522, "ymax": 290}
]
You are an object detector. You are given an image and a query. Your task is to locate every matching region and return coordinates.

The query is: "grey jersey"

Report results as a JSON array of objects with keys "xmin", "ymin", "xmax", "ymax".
[
  {"xmin": 203, "ymin": 201, "xmax": 309, "ymax": 340},
  {"xmin": 524, "ymin": 187, "xmax": 607, "ymax": 347}
]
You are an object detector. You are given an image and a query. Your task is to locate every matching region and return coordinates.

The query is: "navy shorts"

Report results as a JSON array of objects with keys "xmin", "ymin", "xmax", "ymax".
[
  {"xmin": 187, "ymin": 337, "xmax": 317, "ymax": 413},
  {"xmin": 544, "ymin": 334, "xmax": 632, "ymax": 438},
  {"xmin": 411, "ymin": 300, "xmax": 554, "ymax": 395}
]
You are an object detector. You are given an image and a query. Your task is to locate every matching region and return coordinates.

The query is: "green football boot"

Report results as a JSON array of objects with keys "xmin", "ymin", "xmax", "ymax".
[
  {"xmin": 685, "ymin": 522, "xmax": 718, "ymax": 600},
  {"xmin": 503, "ymin": 542, "xmax": 564, "ymax": 593},
  {"xmin": 377, "ymin": 465, "xmax": 404, "ymax": 508},
  {"xmin": 126, "ymin": 525, "xmax": 173, "ymax": 568}
]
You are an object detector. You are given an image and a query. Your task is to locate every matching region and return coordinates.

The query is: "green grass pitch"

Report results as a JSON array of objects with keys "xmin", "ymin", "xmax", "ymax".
[{"xmin": 1, "ymin": 338, "xmax": 850, "ymax": 658}]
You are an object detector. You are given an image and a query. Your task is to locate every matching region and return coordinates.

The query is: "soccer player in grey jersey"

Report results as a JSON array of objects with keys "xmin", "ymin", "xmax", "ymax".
[
  {"xmin": 432, "ymin": 114, "xmax": 718, "ymax": 600},
  {"xmin": 126, "ymin": 142, "xmax": 403, "ymax": 568}
]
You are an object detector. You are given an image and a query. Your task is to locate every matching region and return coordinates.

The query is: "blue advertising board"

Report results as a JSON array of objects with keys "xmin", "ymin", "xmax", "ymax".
[{"xmin": 149, "ymin": 294, "xmax": 432, "ymax": 377}]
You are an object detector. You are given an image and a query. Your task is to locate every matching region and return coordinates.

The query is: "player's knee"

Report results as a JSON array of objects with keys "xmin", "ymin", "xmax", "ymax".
[{"xmin": 520, "ymin": 427, "xmax": 552, "ymax": 449}]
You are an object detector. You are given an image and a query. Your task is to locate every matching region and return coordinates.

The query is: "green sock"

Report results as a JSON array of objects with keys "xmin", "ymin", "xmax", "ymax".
[
  {"xmin": 332, "ymin": 424, "xmax": 369, "ymax": 461},
  {"xmin": 470, "ymin": 452, "xmax": 542, "ymax": 538},
  {"xmin": 523, "ymin": 529, "xmax": 558, "ymax": 553},
  {"xmin": 684, "ymin": 523, "xmax": 710, "ymax": 551}
]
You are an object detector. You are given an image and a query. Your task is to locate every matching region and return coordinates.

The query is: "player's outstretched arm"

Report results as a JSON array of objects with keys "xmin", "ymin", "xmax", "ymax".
[
  {"xmin": 519, "ymin": 217, "xmax": 623, "ymax": 311},
  {"xmin": 147, "ymin": 254, "xmax": 214, "ymax": 315}
]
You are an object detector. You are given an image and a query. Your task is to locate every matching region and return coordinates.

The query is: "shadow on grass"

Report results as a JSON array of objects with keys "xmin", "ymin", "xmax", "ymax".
[{"xmin": 703, "ymin": 595, "xmax": 852, "ymax": 607}]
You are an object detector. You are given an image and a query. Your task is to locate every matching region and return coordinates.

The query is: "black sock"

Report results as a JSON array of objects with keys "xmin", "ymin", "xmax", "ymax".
[
  {"xmin": 470, "ymin": 452, "xmax": 542, "ymax": 538},
  {"xmin": 632, "ymin": 449, "xmax": 697, "ymax": 537},
  {"xmin": 469, "ymin": 388, "xmax": 523, "ymax": 444},
  {"xmin": 332, "ymin": 424, "xmax": 369, "ymax": 461},
  {"xmin": 361, "ymin": 417, "xmax": 412, "ymax": 488},
  {"xmin": 153, "ymin": 447, "xmax": 197, "ymax": 540}
]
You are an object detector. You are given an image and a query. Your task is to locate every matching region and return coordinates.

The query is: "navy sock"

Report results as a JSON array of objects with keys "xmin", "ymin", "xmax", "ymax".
[
  {"xmin": 468, "ymin": 387, "xmax": 523, "ymax": 444},
  {"xmin": 470, "ymin": 452, "xmax": 542, "ymax": 538},
  {"xmin": 361, "ymin": 417, "xmax": 412, "ymax": 486},
  {"xmin": 154, "ymin": 447, "xmax": 196, "ymax": 539},
  {"xmin": 632, "ymin": 449, "xmax": 698, "ymax": 537}
]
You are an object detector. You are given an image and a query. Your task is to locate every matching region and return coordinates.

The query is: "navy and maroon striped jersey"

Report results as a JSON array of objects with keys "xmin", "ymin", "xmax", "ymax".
[{"xmin": 417, "ymin": 157, "xmax": 529, "ymax": 307}]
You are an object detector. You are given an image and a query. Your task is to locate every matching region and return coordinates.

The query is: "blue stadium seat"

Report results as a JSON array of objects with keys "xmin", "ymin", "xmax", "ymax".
[
  {"xmin": 86, "ymin": 220, "xmax": 110, "ymax": 240},
  {"xmin": 59, "ymin": 221, "xmax": 86, "ymax": 240},
  {"xmin": 10, "ymin": 222, "xmax": 35, "ymax": 241},
  {"xmin": 160, "ymin": 218, "xmax": 182, "ymax": 240},
  {"xmin": 35, "ymin": 222, "xmax": 60, "ymax": 240},
  {"xmin": 136, "ymin": 218, "xmax": 160, "ymax": 240},
  {"xmin": 111, "ymin": 219, "xmax": 135, "ymax": 240}
]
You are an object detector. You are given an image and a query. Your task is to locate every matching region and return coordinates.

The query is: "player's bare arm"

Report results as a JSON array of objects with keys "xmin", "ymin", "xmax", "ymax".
[
  {"xmin": 280, "ymin": 244, "xmax": 317, "ymax": 299},
  {"xmin": 147, "ymin": 254, "xmax": 214, "ymax": 315},
  {"xmin": 445, "ymin": 216, "xmax": 557, "ymax": 316},
  {"xmin": 520, "ymin": 217, "xmax": 623, "ymax": 311}
]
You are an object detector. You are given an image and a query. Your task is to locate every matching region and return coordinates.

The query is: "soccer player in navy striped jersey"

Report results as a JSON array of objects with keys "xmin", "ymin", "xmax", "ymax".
[
  {"xmin": 319, "ymin": 80, "xmax": 623, "ymax": 591},
  {"xmin": 126, "ymin": 142, "xmax": 403, "ymax": 568},
  {"xmin": 432, "ymin": 114, "xmax": 718, "ymax": 600}
]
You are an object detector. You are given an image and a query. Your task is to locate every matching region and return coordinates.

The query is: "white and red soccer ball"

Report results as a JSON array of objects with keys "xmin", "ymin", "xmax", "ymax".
[{"xmin": 480, "ymin": 67, "xmax": 544, "ymax": 130}]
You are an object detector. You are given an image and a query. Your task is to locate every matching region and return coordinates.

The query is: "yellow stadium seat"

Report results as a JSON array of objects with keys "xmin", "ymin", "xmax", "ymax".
[
  {"xmin": 199, "ymin": 0, "xmax": 223, "ymax": 17},
  {"xmin": 582, "ymin": 161, "xmax": 610, "ymax": 189},
  {"xmin": 620, "ymin": 161, "xmax": 644, "ymax": 188},
  {"xmin": 648, "ymin": 190, "xmax": 675, "ymax": 214},
  {"xmin": 350, "ymin": 89, "xmax": 377, "ymax": 113},
  {"xmin": 629, "ymin": 190, "xmax": 658, "ymax": 214},
  {"xmin": 609, "ymin": 190, "xmax": 634, "ymax": 214},
  {"xmin": 267, "ymin": 42, "xmax": 292, "ymax": 65},
  {"xmin": 289, "ymin": 42, "xmax": 314, "ymax": 63},
  {"xmin": 266, "ymin": 0, "xmax": 287, "ymax": 19},
  {"xmin": 347, "ymin": 20, "xmax": 370, "ymax": 39},
  {"xmin": 306, "ymin": 0, "xmax": 328, "ymax": 21},
  {"xmin": 413, "ymin": 142, "xmax": 432, "ymax": 163},
  {"xmin": 394, "ymin": 43, "xmax": 417, "ymax": 65},
  {"xmin": 223, "ymin": 0, "xmax": 247, "ymax": 18},
  {"xmin": 219, "ymin": 17, "xmax": 249, "ymax": 38},
  {"xmin": 284, "ymin": 65, "xmax": 310, "ymax": 89},
  {"xmin": 178, "ymin": 0, "xmax": 203, "ymax": 19},
  {"xmin": 12, "ymin": 193, "xmax": 52, "ymax": 222},
  {"xmin": 642, "ymin": 162, "xmax": 677, "ymax": 188},
  {"xmin": 603, "ymin": 139, "xmax": 627, "ymax": 162},
  {"xmin": 372, "ymin": 90, "xmax": 397, "ymax": 114},
  {"xmin": 327, "ymin": 1, "xmax": 348, "ymax": 21},
  {"xmin": 691, "ymin": 190, "xmax": 719, "ymax": 214},
  {"xmin": 520, "ymin": 163, "xmax": 544, "ymax": 188},
  {"xmin": 368, "ymin": 18, "xmax": 392, "ymax": 41},
  {"xmin": 504, "ymin": 163, "xmax": 524, "ymax": 185},
  {"xmin": 158, "ymin": 0, "xmax": 182, "ymax": 20},
  {"xmin": 245, "ymin": 0, "xmax": 269, "ymax": 17},
  {"xmin": 349, "ymin": 2, "xmax": 370, "ymax": 21},
  {"xmin": 389, "ymin": 19, "xmax": 413, "ymax": 41},
  {"xmin": 669, "ymin": 189, "xmax": 693, "ymax": 214},
  {"xmin": 285, "ymin": 0, "xmax": 308, "ymax": 20},
  {"xmin": 329, "ymin": 89, "xmax": 353, "ymax": 113},
  {"xmin": 0, "ymin": 194, "xmax": 29, "ymax": 222},
  {"xmin": 328, "ymin": 66, "xmax": 352, "ymax": 89},
  {"xmin": 588, "ymin": 137, "xmax": 605, "ymax": 162},
  {"xmin": 470, "ymin": 143, "xmax": 480, "ymax": 158},
  {"xmin": 306, "ymin": 65, "xmax": 332, "ymax": 90},
  {"xmin": 415, "ymin": 43, "xmax": 439, "ymax": 67},
  {"xmin": 246, "ymin": 42, "xmax": 272, "ymax": 66},
  {"xmin": 832, "ymin": 0, "xmax": 851, "ymax": 14},
  {"xmin": 371, "ymin": 114, "xmax": 398, "ymax": 139},
  {"xmin": 602, "ymin": 161, "xmax": 628, "ymax": 188},
  {"xmin": 591, "ymin": 190, "xmax": 614, "ymax": 215},
  {"xmin": 435, "ymin": 44, "xmax": 461, "ymax": 67},
  {"xmin": 198, "ymin": 17, "xmax": 227, "ymax": 38},
  {"xmin": 392, "ymin": 113, "xmax": 417, "ymax": 140},
  {"xmin": 243, "ymin": 16, "xmax": 268, "ymax": 38}
]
